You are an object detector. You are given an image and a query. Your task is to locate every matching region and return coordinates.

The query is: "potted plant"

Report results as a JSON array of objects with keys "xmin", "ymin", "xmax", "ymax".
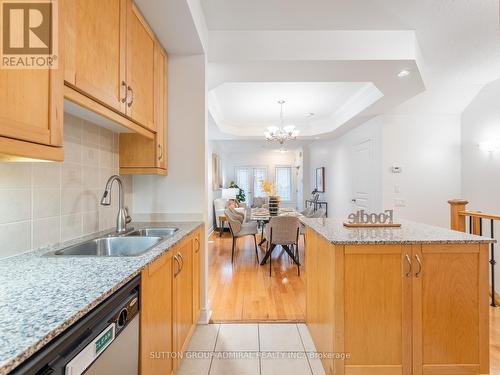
[{"xmin": 228, "ymin": 181, "xmax": 246, "ymax": 203}]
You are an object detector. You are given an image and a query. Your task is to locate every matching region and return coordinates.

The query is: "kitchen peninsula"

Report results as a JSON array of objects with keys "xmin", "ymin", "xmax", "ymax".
[{"xmin": 302, "ymin": 217, "xmax": 493, "ymax": 375}]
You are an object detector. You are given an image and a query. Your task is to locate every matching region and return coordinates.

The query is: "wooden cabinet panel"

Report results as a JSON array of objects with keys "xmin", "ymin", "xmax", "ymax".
[
  {"xmin": 0, "ymin": 0, "xmax": 63, "ymax": 161},
  {"xmin": 344, "ymin": 245, "xmax": 412, "ymax": 375},
  {"xmin": 192, "ymin": 229, "xmax": 202, "ymax": 323},
  {"xmin": 412, "ymin": 244, "xmax": 489, "ymax": 375},
  {"xmin": 173, "ymin": 239, "xmax": 194, "ymax": 369},
  {"xmin": 305, "ymin": 228, "xmax": 335, "ymax": 375},
  {"xmin": 64, "ymin": 0, "xmax": 126, "ymax": 112},
  {"xmin": 119, "ymin": 42, "xmax": 167, "ymax": 176},
  {"xmin": 126, "ymin": 2, "xmax": 155, "ymax": 131},
  {"xmin": 140, "ymin": 253, "xmax": 173, "ymax": 375}
]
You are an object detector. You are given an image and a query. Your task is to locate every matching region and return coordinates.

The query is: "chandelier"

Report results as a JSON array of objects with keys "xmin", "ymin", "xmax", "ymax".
[{"xmin": 264, "ymin": 100, "xmax": 299, "ymax": 145}]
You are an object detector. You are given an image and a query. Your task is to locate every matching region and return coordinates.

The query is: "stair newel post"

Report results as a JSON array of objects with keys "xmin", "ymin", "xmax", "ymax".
[{"xmin": 448, "ymin": 199, "xmax": 469, "ymax": 232}]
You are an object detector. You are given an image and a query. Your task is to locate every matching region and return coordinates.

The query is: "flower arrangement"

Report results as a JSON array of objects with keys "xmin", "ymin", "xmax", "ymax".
[{"xmin": 260, "ymin": 180, "xmax": 277, "ymax": 196}]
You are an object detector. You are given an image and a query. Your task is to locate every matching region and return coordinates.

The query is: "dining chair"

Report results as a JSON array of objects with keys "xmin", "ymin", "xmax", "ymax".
[
  {"xmin": 262, "ymin": 216, "xmax": 301, "ymax": 276},
  {"xmin": 225, "ymin": 207, "xmax": 259, "ymax": 263}
]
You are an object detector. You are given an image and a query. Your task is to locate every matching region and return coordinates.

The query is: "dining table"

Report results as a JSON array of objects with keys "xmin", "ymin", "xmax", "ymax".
[{"xmin": 249, "ymin": 207, "xmax": 303, "ymax": 265}]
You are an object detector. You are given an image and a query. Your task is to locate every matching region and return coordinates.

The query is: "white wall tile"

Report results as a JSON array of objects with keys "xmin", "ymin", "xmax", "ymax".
[
  {"xmin": 32, "ymin": 163, "xmax": 60, "ymax": 188},
  {"xmin": 64, "ymin": 140, "xmax": 82, "ymax": 164},
  {"xmin": 83, "ymin": 212, "xmax": 99, "ymax": 234},
  {"xmin": 62, "ymin": 163, "xmax": 82, "ymax": 189},
  {"xmin": 0, "ymin": 221, "xmax": 31, "ymax": 258},
  {"xmin": 0, "ymin": 164, "xmax": 31, "ymax": 188},
  {"xmin": 61, "ymin": 214, "xmax": 83, "ymax": 242},
  {"xmin": 61, "ymin": 189, "xmax": 83, "ymax": 215},
  {"xmin": 33, "ymin": 217, "xmax": 61, "ymax": 248},
  {"xmin": 82, "ymin": 121, "xmax": 100, "ymax": 146},
  {"xmin": 82, "ymin": 189, "xmax": 100, "ymax": 213},
  {"xmin": 64, "ymin": 113, "xmax": 82, "ymax": 141},
  {"xmin": 100, "ymin": 128, "xmax": 114, "ymax": 151},
  {"xmin": 0, "ymin": 189, "xmax": 31, "ymax": 224},
  {"xmin": 82, "ymin": 144, "xmax": 99, "ymax": 167},
  {"xmin": 33, "ymin": 189, "xmax": 60, "ymax": 219},
  {"xmin": 83, "ymin": 166, "xmax": 100, "ymax": 190}
]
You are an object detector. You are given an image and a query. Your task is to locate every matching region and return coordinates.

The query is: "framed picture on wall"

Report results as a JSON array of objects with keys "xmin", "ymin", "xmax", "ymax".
[
  {"xmin": 212, "ymin": 153, "xmax": 222, "ymax": 190},
  {"xmin": 315, "ymin": 167, "xmax": 325, "ymax": 192}
]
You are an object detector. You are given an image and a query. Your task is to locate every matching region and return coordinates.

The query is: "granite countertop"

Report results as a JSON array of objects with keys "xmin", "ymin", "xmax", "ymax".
[
  {"xmin": 0, "ymin": 221, "xmax": 203, "ymax": 375},
  {"xmin": 300, "ymin": 217, "xmax": 495, "ymax": 245}
]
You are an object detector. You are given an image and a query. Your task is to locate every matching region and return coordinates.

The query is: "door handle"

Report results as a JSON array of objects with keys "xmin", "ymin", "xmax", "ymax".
[
  {"xmin": 158, "ymin": 144, "xmax": 163, "ymax": 160},
  {"xmin": 121, "ymin": 81, "xmax": 128, "ymax": 103},
  {"xmin": 351, "ymin": 198, "xmax": 356, "ymax": 203},
  {"xmin": 415, "ymin": 254, "xmax": 422, "ymax": 278},
  {"xmin": 127, "ymin": 86, "xmax": 134, "ymax": 107},
  {"xmin": 177, "ymin": 252, "xmax": 184, "ymax": 272},
  {"xmin": 404, "ymin": 254, "xmax": 412, "ymax": 278},
  {"xmin": 173, "ymin": 255, "xmax": 181, "ymax": 277},
  {"xmin": 194, "ymin": 238, "xmax": 200, "ymax": 253}
]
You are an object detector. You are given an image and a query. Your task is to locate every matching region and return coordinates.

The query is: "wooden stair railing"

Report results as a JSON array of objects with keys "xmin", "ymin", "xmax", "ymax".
[{"xmin": 449, "ymin": 199, "xmax": 499, "ymax": 307}]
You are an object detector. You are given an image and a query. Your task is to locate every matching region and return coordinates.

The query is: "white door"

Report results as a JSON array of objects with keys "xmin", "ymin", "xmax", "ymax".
[
  {"xmin": 235, "ymin": 167, "xmax": 268, "ymax": 204},
  {"xmin": 351, "ymin": 139, "xmax": 372, "ymax": 211}
]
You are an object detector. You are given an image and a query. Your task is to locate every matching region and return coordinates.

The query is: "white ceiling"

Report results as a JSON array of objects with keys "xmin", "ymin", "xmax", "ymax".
[{"xmin": 209, "ymin": 82, "xmax": 382, "ymax": 137}]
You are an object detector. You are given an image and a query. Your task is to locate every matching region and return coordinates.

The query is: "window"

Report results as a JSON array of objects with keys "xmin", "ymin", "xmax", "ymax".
[
  {"xmin": 235, "ymin": 167, "xmax": 251, "ymax": 202},
  {"xmin": 235, "ymin": 167, "xmax": 268, "ymax": 203},
  {"xmin": 275, "ymin": 166, "xmax": 292, "ymax": 201},
  {"xmin": 253, "ymin": 168, "xmax": 268, "ymax": 197}
]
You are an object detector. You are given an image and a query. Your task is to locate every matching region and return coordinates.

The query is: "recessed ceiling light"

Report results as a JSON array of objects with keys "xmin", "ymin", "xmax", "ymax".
[
  {"xmin": 314, "ymin": 136, "xmax": 320, "ymax": 140},
  {"xmin": 397, "ymin": 70, "xmax": 411, "ymax": 78}
]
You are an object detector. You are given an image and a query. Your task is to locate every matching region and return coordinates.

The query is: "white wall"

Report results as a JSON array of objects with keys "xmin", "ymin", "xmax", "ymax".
[
  {"xmin": 133, "ymin": 55, "xmax": 207, "ymax": 222},
  {"xmin": 382, "ymin": 114, "xmax": 462, "ymax": 227},
  {"xmin": 223, "ymin": 149, "xmax": 300, "ymax": 208},
  {"xmin": 462, "ymin": 79, "xmax": 500, "ymax": 214},
  {"xmin": 304, "ymin": 113, "xmax": 462, "ymax": 227},
  {"xmin": 305, "ymin": 117, "xmax": 383, "ymax": 219}
]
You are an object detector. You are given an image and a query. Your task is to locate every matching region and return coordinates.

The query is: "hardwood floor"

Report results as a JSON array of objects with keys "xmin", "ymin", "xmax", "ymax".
[
  {"xmin": 208, "ymin": 229, "xmax": 500, "ymax": 372},
  {"xmin": 208, "ymin": 230, "xmax": 306, "ymax": 322}
]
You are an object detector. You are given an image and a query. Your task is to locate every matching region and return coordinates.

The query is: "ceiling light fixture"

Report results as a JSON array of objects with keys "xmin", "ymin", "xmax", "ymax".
[
  {"xmin": 264, "ymin": 100, "xmax": 299, "ymax": 145},
  {"xmin": 397, "ymin": 70, "xmax": 411, "ymax": 78}
]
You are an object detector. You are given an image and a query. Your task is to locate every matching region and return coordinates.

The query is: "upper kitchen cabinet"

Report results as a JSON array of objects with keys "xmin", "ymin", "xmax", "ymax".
[
  {"xmin": 0, "ymin": 0, "xmax": 63, "ymax": 162},
  {"xmin": 125, "ymin": 1, "xmax": 156, "ymax": 131},
  {"xmin": 119, "ymin": 41, "xmax": 167, "ymax": 175},
  {"xmin": 64, "ymin": 0, "xmax": 157, "ymax": 134},
  {"xmin": 64, "ymin": 0, "xmax": 126, "ymax": 113}
]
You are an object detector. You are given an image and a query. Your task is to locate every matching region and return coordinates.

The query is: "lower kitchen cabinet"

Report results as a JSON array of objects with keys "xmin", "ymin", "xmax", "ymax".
[
  {"xmin": 305, "ymin": 229, "xmax": 489, "ymax": 375},
  {"xmin": 140, "ymin": 227, "xmax": 203, "ymax": 375},
  {"xmin": 140, "ymin": 252, "xmax": 174, "ymax": 375},
  {"xmin": 173, "ymin": 238, "xmax": 194, "ymax": 370}
]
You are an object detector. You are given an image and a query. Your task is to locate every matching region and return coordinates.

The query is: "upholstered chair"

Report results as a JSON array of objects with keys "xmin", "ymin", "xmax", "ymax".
[
  {"xmin": 224, "ymin": 207, "xmax": 259, "ymax": 263},
  {"xmin": 263, "ymin": 216, "xmax": 301, "ymax": 276}
]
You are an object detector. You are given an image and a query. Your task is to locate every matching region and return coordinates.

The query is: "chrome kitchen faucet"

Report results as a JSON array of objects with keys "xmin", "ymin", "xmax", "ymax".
[{"xmin": 101, "ymin": 175, "xmax": 132, "ymax": 234}]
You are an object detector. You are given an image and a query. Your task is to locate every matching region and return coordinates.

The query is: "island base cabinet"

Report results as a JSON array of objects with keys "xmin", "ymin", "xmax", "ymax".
[
  {"xmin": 412, "ymin": 244, "xmax": 489, "ymax": 375},
  {"xmin": 304, "ymin": 230, "xmax": 489, "ymax": 375}
]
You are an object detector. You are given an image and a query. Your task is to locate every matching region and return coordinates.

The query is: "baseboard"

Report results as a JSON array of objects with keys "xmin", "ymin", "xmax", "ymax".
[{"xmin": 198, "ymin": 307, "xmax": 212, "ymax": 324}]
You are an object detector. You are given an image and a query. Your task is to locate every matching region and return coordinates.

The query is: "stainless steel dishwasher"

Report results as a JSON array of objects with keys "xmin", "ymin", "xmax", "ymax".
[{"xmin": 13, "ymin": 276, "xmax": 140, "ymax": 375}]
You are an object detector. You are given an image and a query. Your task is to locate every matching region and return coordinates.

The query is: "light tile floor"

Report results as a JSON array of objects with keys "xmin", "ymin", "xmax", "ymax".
[{"xmin": 177, "ymin": 323, "xmax": 326, "ymax": 375}]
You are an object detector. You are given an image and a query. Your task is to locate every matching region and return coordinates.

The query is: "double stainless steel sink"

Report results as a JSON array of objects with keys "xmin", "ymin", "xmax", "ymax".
[{"xmin": 45, "ymin": 227, "xmax": 179, "ymax": 257}]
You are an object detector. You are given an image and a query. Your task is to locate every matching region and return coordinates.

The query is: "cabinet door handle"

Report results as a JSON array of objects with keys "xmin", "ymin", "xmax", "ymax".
[
  {"xmin": 173, "ymin": 255, "xmax": 181, "ymax": 277},
  {"xmin": 194, "ymin": 238, "xmax": 200, "ymax": 253},
  {"xmin": 177, "ymin": 252, "xmax": 184, "ymax": 272},
  {"xmin": 404, "ymin": 254, "xmax": 412, "ymax": 278},
  {"xmin": 158, "ymin": 144, "xmax": 163, "ymax": 160},
  {"xmin": 415, "ymin": 254, "xmax": 422, "ymax": 278},
  {"xmin": 127, "ymin": 86, "xmax": 134, "ymax": 107},
  {"xmin": 121, "ymin": 81, "xmax": 128, "ymax": 103}
]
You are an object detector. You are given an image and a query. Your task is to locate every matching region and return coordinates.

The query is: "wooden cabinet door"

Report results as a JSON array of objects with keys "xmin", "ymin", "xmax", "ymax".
[
  {"xmin": 154, "ymin": 45, "xmax": 167, "ymax": 170},
  {"xmin": 412, "ymin": 244, "xmax": 489, "ymax": 375},
  {"xmin": 305, "ymin": 228, "xmax": 335, "ymax": 375},
  {"xmin": 173, "ymin": 239, "xmax": 194, "ymax": 367},
  {"xmin": 140, "ymin": 253, "xmax": 173, "ymax": 375},
  {"xmin": 64, "ymin": 0, "xmax": 126, "ymax": 113},
  {"xmin": 192, "ymin": 229, "xmax": 201, "ymax": 323},
  {"xmin": 126, "ymin": 2, "xmax": 155, "ymax": 131},
  {"xmin": 343, "ymin": 245, "xmax": 412, "ymax": 375}
]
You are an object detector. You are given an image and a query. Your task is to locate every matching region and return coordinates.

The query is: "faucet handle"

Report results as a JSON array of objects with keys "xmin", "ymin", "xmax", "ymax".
[{"xmin": 125, "ymin": 207, "xmax": 132, "ymax": 224}]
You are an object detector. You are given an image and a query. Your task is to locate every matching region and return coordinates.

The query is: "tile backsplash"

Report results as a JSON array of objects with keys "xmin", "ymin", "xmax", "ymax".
[{"xmin": 0, "ymin": 113, "xmax": 133, "ymax": 259}]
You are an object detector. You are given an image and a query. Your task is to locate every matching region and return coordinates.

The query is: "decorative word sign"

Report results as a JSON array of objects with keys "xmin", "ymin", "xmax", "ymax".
[{"xmin": 343, "ymin": 209, "xmax": 401, "ymax": 228}]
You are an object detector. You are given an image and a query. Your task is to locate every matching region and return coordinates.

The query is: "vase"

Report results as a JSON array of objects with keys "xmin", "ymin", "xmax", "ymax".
[{"xmin": 268, "ymin": 196, "xmax": 279, "ymax": 216}]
